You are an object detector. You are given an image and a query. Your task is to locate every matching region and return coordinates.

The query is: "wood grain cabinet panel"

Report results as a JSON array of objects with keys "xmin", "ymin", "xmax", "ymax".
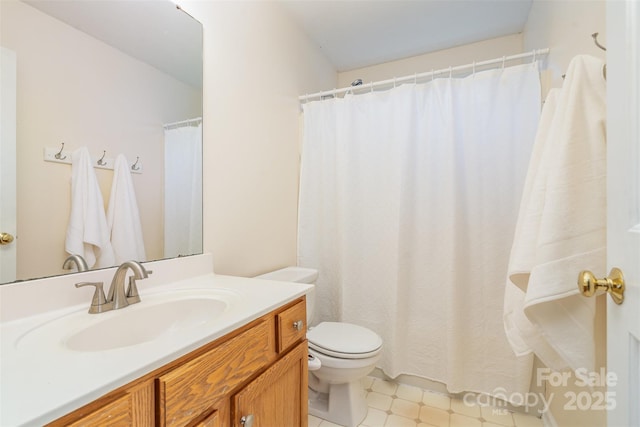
[
  {"xmin": 63, "ymin": 380, "xmax": 154, "ymax": 427},
  {"xmin": 233, "ymin": 340, "xmax": 308, "ymax": 427},
  {"xmin": 158, "ymin": 319, "xmax": 274, "ymax": 427},
  {"xmin": 276, "ymin": 300, "xmax": 306, "ymax": 353},
  {"xmin": 193, "ymin": 410, "xmax": 220, "ymax": 427}
]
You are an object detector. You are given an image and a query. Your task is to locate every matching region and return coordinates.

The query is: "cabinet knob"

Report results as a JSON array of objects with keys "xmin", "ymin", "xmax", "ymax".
[
  {"xmin": 293, "ymin": 320, "xmax": 304, "ymax": 331},
  {"xmin": 240, "ymin": 414, "xmax": 254, "ymax": 427}
]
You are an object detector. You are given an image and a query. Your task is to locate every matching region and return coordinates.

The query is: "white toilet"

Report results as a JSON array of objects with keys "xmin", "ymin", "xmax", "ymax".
[{"xmin": 255, "ymin": 267, "xmax": 382, "ymax": 427}]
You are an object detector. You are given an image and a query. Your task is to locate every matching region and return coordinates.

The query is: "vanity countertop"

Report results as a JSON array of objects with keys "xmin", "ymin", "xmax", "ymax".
[{"xmin": 0, "ymin": 273, "xmax": 312, "ymax": 426}]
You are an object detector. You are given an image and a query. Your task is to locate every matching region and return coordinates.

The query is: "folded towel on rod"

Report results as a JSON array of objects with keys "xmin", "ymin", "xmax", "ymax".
[
  {"xmin": 65, "ymin": 147, "xmax": 115, "ymax": 268},
  {"xmin": 503, "ymin": 55, "xmax": 607, "ymax": 372},
  {"xmin": 107, "ymin": 154, "xmax": 146, "ymax": 263}
]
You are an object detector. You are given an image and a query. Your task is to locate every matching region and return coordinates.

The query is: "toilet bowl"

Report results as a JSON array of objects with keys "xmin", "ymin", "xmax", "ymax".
[{"xmin": 254, "ymin": 267, "xmax": 383, "ymax": 427}]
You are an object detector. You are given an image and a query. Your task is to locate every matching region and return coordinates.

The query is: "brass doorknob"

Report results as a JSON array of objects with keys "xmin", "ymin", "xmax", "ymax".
[
  {"xmin": 0, "ymin": 232, "xmax": 14, "ymax": 245},
  {"xmin": 577, "ymin": 268, "xmax": 625, "ymax": 305}
]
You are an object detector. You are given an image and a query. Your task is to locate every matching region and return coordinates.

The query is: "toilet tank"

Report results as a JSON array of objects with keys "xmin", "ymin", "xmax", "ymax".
[{"xmin": 254, "ymin": 267, "xmax": 318, "ymax": 325}]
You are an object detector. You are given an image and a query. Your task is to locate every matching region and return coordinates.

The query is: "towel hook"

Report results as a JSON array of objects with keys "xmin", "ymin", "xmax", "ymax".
[
  {"xmin": 131, "ymin": 156, "xmax": 140, "ymax": 171},
  {"xmin": 592, "ymin": 32, "xmax": 607, "ymax": 51},
  {"xmin": 97, "ymin": 150, "xmax": 107, "ymax": 166},
  {"xmin": 55, "ymin": 142, "xmax": 66, "ymax": 160}
]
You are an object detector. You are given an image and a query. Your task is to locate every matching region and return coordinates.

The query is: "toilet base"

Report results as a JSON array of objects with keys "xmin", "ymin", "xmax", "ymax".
[{"xmin": 308, "ymin": 379, "xmax": 368, "ymax": 427}]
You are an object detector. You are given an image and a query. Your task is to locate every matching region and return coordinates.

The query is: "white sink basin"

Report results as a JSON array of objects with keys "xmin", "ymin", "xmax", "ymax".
[
  {"xmin": 15, "ymin": 288, "xmax": 239, "ymax": 353},
  {"xmin": 66, "ymin": 297, "xmax": 228, "ymax": 352}
]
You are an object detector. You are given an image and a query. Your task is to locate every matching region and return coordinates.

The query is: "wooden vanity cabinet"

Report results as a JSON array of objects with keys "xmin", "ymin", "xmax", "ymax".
[
  {"xmin": 64, "ymin": 380, "xmax": 155, "ymax": 427},
  {"xmin": 48, "ymin": 297, "xmax": 308, "ymax": 427}
]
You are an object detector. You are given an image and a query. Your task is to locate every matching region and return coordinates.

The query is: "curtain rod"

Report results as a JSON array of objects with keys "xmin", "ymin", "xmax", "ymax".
[
  {"xmin": 163, "ymin": 117, "xmax": 202, "ymax": 129},
  {"xmin": 299, "ymin": 48, "xmax": 550, "ymax": 102}
]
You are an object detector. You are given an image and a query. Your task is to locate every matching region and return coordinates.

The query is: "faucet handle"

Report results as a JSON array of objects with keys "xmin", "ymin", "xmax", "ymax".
[
  {"xmin": 126, "ymin": 268, "xmax": 152, "ymax": 304},
  {"xmin": 126, "ymin": 276, "xmax": 141, "ymax": 303},
  {"xmin": 75, "ymin": 282, "xmax": 109, "ymax": 314}
]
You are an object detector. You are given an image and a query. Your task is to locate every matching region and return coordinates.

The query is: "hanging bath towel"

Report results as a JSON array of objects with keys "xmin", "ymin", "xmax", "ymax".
[
  {"xmin": 107, "ymin": 154, "xmax": 146, "ymax": 263},
  {"xmin": 503, "ymin": 55, "xmax": 606, "ymax": 372},
  {"xmin": 65, "ymin": 147, "xmax": 115, "ymax": 268}
]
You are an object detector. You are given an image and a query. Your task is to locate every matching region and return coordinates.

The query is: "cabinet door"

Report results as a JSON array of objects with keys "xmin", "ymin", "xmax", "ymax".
[
  {"xmin": 193, "ymin": 410, "xmax": 220, "ymax": 427},
  {"xmin": 233, "ymin": 341, "xmax": 308, "ymax": 427}
]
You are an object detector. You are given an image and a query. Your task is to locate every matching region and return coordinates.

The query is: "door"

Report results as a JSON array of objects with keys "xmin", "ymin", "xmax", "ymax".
[
  {"xmin": 0, "ymin": 47, "xmax": 17, "ymax": 283},
  {"xmin": 606, "ymin": 1, "xmax": 640, "ymax": 426},
  {"xmin": 233, "ymin": 341, "xmax": 308, "ymax": 427}
]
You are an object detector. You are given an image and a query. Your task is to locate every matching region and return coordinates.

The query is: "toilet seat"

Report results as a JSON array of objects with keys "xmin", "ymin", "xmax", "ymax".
[{"xmin": 307, "ymin": 322, "xmax": 382, "ymax": 359}]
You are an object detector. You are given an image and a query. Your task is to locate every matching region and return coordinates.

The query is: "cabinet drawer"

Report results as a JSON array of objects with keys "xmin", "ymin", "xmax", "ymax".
[
  {"xmin": 65, "ymin": 380, "xmax": 154, "ymax": 427},
  {"xmin": 158, "ymin": 319, "xmax": 274, "ymax": 427},
  {"xmin": 276, "ymin": 299, "xmax": 306, "ymax": 353},
  {"xmin": 67, "ymin": 394, "xmax": 131, "ymax": 427}
]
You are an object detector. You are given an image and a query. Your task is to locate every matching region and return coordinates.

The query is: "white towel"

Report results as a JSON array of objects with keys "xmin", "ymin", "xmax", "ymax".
[
  {"xmin": 503, "ymin": 55, "xmax": 607, "ymax": 372},
  {"xmin": 65, "ymin": 147, "xmax": 115, "ymax": 268},
  {"xmin": 107, "ymin": 154, "xmax": 146, "ymax": 263}
]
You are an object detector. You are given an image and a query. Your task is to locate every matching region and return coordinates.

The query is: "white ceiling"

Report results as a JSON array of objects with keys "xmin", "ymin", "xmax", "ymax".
[
  {"xmin": 280, "ymin": 0, "xmax": 534, "ymax": 72},
  {"xmin": 24, "ymin": 0, "xmax": 533, "ymax": 84}
]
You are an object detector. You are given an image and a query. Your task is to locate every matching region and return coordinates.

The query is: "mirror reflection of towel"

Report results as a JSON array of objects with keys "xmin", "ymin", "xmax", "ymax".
[
  {"xmin": 107, "ymin": 154, "xmax": 146, "ymax": 263},
  {"xmin": 65, "ymin": 147, "xmax": 115, "ymax": 268}
]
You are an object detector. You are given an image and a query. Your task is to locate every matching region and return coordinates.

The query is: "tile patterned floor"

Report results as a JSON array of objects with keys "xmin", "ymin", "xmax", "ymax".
[{"xmin": 308, "ymin": 377, "xmax": 544, "ymax": 427}]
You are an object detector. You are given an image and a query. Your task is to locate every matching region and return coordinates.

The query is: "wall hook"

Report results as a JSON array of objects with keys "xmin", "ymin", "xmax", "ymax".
[
  {"xmin": 131, "ymin": 156, "xmax": 140, "ymax": 171},
  {"xmin": 592, "ymin": 32, "xmax": 607, "ymax": 51},
  {"xmin": 55, "ymin": 143, "xmax": 66, "ymax": 160},
  {"xmin": 97, "ymin": 150, "xmax": 107, "ymax": 166}
]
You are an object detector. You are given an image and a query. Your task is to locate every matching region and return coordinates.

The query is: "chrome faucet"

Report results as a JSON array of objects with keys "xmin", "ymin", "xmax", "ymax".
[
  {"xmin": 76, "ymin": 260, "xmax": 152, "ymax": 314},
  {"xmin": 62, "ymin": 254, "xmax": 89, "ymax": 272},
  {"xmin": 107, "ymin": 261, "xmax": 152, "ymax": 310}
]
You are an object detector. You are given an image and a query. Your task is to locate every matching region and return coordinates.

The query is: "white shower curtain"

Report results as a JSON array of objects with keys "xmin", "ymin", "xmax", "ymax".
[
  {"xmin": 298, "ymin": 63, "xmax": 541, "ymax": 397},
  {"xmin": 164, "ymin": 122, "xmax": 203, "ymax": 258}
]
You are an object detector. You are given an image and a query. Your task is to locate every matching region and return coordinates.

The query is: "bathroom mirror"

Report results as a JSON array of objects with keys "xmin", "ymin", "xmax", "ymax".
[{"xmin": 0, "ymin": 0, "xmax": 203, "ymax": 285}]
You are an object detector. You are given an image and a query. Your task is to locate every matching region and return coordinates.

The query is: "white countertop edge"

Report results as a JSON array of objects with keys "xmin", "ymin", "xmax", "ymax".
[{"xmin": 1, "ymin": 273, "xmax": 313, "ymax": 426}]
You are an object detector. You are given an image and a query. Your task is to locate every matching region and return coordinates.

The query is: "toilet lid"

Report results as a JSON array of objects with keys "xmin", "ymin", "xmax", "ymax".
[{"xmin": 307, "ymin": 322, "xmax": 382, "ymax": 357}]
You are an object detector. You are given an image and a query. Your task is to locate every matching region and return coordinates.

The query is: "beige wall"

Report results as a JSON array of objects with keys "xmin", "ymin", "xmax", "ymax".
[
  {"xmin": 1, "ymin": 0, "xmax": 201, "ymax": 281},
  {"xmin": 179, "ymin": 1, "xmax": 336, "ymax": 277},
  {"xmin": 338, "ymin": 33, "xmax": 524, "ymax": 88},
  {"xmin": 524, "ymin": 0, "xmax": 607, "ymax": 91},
  {"xmin": 522, "ymin": 1, "xmax": 607, "ymax": 426}
]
